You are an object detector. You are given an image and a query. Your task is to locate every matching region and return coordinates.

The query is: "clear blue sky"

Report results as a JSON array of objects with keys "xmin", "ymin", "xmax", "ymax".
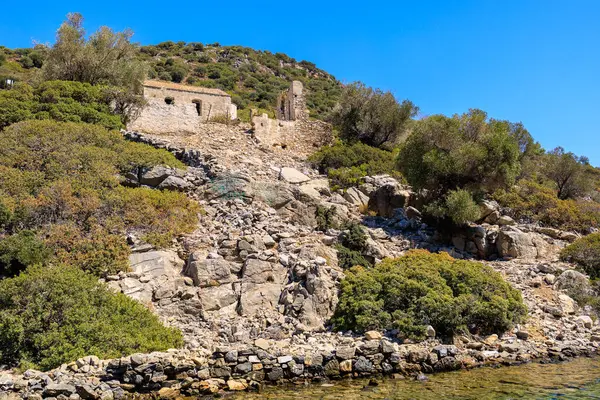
[{"xmin": 1, "ymin": 0, "xmax": 599, "ymax": 166}]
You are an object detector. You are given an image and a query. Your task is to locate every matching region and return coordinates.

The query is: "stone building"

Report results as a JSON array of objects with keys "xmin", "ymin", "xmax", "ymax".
[
  {"xmin": 252, "ymin": 81, "xmax": 332, "ymax": 152},
  {"xmin": 129, "ymin": 80, "xmax": 237, "ymax": 134}
]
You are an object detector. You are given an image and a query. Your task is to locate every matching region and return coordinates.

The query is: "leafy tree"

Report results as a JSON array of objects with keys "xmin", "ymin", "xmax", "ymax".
[
  {"xmin": 398, "ymin": 109, "xmax": 525, "ymax": 223},
  {"xmin": 43, "ymin": 13, "xmax": 146, "ymax": 93},
  {"xmin": 542, "ymin": 147, "xmax": 591, "ymax": 200},
  {"xmin": 332, "ymin": 250, "xmax": 526, "ymax": 340},
  {"xmin": 330, "ymin": 82, "xmax": 418, "ymax": 149},
  {"xmin": 0, "ymin": 265, "xmax": 183, "ymax": 370}
]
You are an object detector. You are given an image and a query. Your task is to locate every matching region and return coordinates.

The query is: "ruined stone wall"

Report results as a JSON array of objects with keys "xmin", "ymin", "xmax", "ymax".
[
  {"xmin": 129, "ymin": 85, "xmax": 237, "ymax": 135},
  {"xmin": 252, "ymin": 113, "xmax": 332, "ymax": 153},
  {"xmin": 277, "ymin": 80, "xmax": 307, "ymax": 121}
]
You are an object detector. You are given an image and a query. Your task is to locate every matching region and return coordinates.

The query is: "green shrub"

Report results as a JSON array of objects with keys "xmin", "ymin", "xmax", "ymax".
[
  {"xmin": 560, "ymin": 233, "xmax": 600, "ymax": 279},
  {"xmin": 493, "ymin": 180, "xmax": 600, "ymax": 232},
  {"xmin": 0, "ymin": 265, "xmax": 183, "ymax": 370},
  {"xmin": 342, "ymin": 222, "xmax": 368, "ymax": 251},
  {"xmin": 315, "ymin": 205, "xmax": 337, "ymax": 231},
  {"xmin": 336, "ymin": 244, "xmax": 372, "ymax": 269},
  {"xmin": 332, "ymin": 250, "xmax": 526, "ymax": 340},
  {"xmin": 425, "ymin": 189, "xmax": 481, "ymax": 225},
  {"xmin": 0, "ymin": 231, "xmax": 50, "ymax": 277},
  {"xmin": 309, "ymin": 141, "xmax": 402, "ymax": 189}
]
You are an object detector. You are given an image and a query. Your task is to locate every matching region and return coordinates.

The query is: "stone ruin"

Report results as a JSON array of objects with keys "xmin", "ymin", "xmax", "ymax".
[
  {"xmin": 129, "ymin": 80, "xmax": 238, "ymax": 135},
  {"xmin": 252, "ymin": 81, "xmax": 332, "ymax": 151}
]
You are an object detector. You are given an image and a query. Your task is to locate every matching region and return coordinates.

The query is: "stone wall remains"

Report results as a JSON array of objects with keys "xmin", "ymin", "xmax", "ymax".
[{"xmin": 129, "ymin": 82, "xmax": 237, "ymax": 135}]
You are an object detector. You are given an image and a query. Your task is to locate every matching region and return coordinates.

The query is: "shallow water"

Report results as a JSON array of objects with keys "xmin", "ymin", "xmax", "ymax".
[{"xmin": 235, "ymin": 357, "xmax": 600, "ymax": 399}]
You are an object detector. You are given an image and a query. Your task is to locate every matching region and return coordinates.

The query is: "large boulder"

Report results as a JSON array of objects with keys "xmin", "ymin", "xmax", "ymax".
[
  {"xmin": 554, "ymin": 270, "xmax": 590, "ymax": 292},
  {"xmin": 129, "ymin": 250, "xmax": 184, "ymax": 278},
  {"xmin": 276, "ymin": 167, "xmax": 311, "ymax": 184},
  {"xmin": 186, "ymin": 253, "xmax": 234, "ymax": 288},
  {"xmin": 368, "ymin": 183, "xmax": 411, "ymax": 218},
  {"xmin": 343, "ymin": 187, "xmax": 369, "ymax": 207},
  {"xmin": 496, "ymin": 229, "xmax": 556, "ymax": 260},
  {"xmin": 140, "ymin": 166, "xmax": 185, "ymax": 187},
  {"xmin": 237, "ymin": 259, "xmax": 288, "ymax": 316},
  {"xmin": 199, "ymin": 284, "xmax": 239, "ymax": 312}
]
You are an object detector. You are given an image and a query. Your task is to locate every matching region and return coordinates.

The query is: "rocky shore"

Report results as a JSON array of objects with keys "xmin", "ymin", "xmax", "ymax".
[{"xmin": 2, "ymin": 127, "xmax": 599, "ymax": 399}]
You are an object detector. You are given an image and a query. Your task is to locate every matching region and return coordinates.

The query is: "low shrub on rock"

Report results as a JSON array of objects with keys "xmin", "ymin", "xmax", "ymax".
[
  {"xmin": 0, "ymin": 265, "xmax": 183, "ymax": 370},
  {"xmin": 332, "ymin": 250, "xmax": 526, "ymax": 340},
  {"xmin": 560, "ymin": 233, "xmax": 600, "ymax": 279}
]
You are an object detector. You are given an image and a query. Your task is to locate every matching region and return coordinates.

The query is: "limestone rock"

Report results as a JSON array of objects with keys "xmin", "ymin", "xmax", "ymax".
[
  {"xmin": 343, "ymin": 187, "xmax": 369, "ymax": 207},
  {"xmin": 277, "ymin": 167, "xmax": 310, "ymax": 184},
  {"xmin": 368, "ymin": 183, "xmax": 410, "ymax": 218},
  {"xmin": 554, "ymin": 270, "xmax": 589, "ymax": 292},
  {"xmin": 186, "ymin": 253, "xmax": 233, "ymax": 288}
]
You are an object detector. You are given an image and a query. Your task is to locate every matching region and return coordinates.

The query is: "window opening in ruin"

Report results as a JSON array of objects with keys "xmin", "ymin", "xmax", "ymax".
[
  {"xmin": 192, "ymin": 99, "xmax": 202, "ymax": 116},
  {"xmin": 164, "ymin": 96, "xmax": 174, "ymax": 105}
]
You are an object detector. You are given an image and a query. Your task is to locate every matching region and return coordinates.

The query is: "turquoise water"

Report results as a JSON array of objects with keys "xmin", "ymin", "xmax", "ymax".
[{"xmin": 235, "ymin": 357, "xmax": 600, "ymax": 399}]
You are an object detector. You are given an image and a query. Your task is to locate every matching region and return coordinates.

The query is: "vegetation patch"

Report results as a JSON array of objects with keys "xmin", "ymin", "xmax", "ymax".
[
  {"xmin": 560, "ymin": 233, "xmax": 600, "ymax": 279},
  {"xmin": 0, "ymin": 265, "xmax": 183, "ymax": 370},
  {"xmin": 333, "ymin": 250, "xmax": 526, "ymax": 340}
]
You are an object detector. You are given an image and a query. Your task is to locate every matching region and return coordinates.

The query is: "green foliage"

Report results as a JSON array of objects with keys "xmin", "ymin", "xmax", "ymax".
[
  {"xmin": 335, "ymin": 244, "xmax": 372, "ymax": 270},
  {"xmin": 425, "ymin": 189, "xmax": 481, "ymax": 225},
  {"xmin": 309, "ymin": 141, "xmax": 402, "ymax": 189},
  {"xmin": 0, "ymin": 80, "xmax": 126, "ymax": 130},
  {"xmin": 0, "ymin": 265, "xmax": 183, "ymax": 370},
  {"xmin": 398, "ymin": 110, "xmax": 525, "ymax": 196},
  {"xmin": 542, "ymin": 147, "xmax": 591, "ymax": 200},
  {"xmin": 0, "ymin": 120, "xmax": 197, "ymax": 275},
  {"xmin": 43, "ymin": 13, "xmax": 146, "ymax": 93},
  {"xmin": 332, "ymin": 250, "xmax": 526, "ymax": 340},
  {"xmin": 342, "ymin": 222, "xmax": 368, "ymax": 251},
  {"xmin": 0, "ymin": 52, "xmax": 5, "ymax": 66},
  {"xmin": 315, "ymin": 205, "xmax": 337, "ymax": 231},
  {"xmin": 560, "ymin": 233, "xmax": 600, "ymax": 279},
  {"xmin": 330, "ymin": 82, "xmax": 418, "ymax": 149},
  {"xmin": 493, "ymin": 180, "xmax": 600, "ymax": 233},
  {"xmin": 0, "ymin": 231, "xmax": 50, "ymax": 277}
]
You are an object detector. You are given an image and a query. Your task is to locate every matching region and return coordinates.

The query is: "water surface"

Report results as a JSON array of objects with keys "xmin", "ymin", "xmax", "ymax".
[{"xmin": 235, "ymin": 357, "xmax": 600, "ymax": 399}]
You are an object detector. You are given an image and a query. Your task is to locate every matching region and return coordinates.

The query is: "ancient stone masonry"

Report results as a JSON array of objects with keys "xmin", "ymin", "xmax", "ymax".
[
  {"xmin": 129, "ymin": 80, "xmax": 237, "ymax": 135},
  {"xmin": 252, "ymin": 81, "xmax": 332, "ymax": 151}
]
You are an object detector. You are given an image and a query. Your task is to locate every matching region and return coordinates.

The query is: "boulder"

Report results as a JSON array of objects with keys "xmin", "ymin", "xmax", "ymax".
[
  {"xmin": 186, "ymin": 253, "xmax": 233, "ymax": 287},
  {"xmin": 343, "ymin": 187, "xmax": 369, "ymax": 207},
  {"xmin": 198, "ymin": 284, "xmax": 238, "ymax": 311},
  {"xmin": 368, "ymin": 183, "xmax": 411, "ymax": 218},
  {"xmin": 140, "ymin": 166, "xmax": 185, "ymax": 187},
  {"xmin": 237, "ymin": 259, "xmax": 287, "ymax": 316},
  {"xmin": 496, "ymin": 229, "xmax": 555, "ymax": 259},
  {"xmin": 157, "ymin": 175, "xmax": 192, "ymax": 191},
  {"xmin": 299, "ymin": 178, "xmax": 330, "ymax": 200},
  {"xmin": 277, "ymin": 167, "xmax": 310, "ymax": 184},
  {"xmin": 554, "ymin": 270, "xmax": 589, "ymax": 292},
  {"xmin": 129, "ymin": 250, "xmax": 184, "ymax": 278}
]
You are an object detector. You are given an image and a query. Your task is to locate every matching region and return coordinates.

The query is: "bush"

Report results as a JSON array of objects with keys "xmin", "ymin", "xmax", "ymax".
[
  {"xmin": 315, "ymin": 205, "xmax": 337, "ymax": 232},
  {"xmin": 309, "ymin": 141, "xmax": 402, "ymax": 189},
  {"xmin": 0, "ymin": 231, "xmax": 50, "ymax": 277},
  {"xmin": 0, "ymin": 120, "xmax": 198, "ymax": 274},
  {"xmin": 336, "ymin": 244, "xmax": 372, "ymax": 269},
  {"xmin": 332, "ymin": 250, "xmax": 526, "ymax": 340},
  {"xmin": 0, "ymin": 265, "xmax": 183, "ymax": 370},
  {"xmin": 425, "ymin": 189, "xmax": 481, "ymax": 225},
  {"xmin": 341, "ymin": 222, "xmax": 368, "ymax": 251},
  {"xmin": 560, "ymin": 233, "xmax": 600, "ymax": 279},
  {"xmin": 493, "ymin": 180, "xmax": 600, "ymax": 232}
]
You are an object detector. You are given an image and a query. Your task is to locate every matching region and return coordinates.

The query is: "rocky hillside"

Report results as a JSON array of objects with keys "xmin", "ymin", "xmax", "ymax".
[{"xmin": 2, "ymin": 122, "xmax": 598, "ymax": 398}]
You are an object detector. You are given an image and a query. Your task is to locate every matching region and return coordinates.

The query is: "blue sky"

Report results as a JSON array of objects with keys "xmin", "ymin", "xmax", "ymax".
[{"xmin": 1, "ymin": 0, "xmax": 599, "ymax": 165}]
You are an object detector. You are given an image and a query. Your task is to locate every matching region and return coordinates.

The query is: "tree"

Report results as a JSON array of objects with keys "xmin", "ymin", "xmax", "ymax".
[
  {"xmin": 542, "ymin": 147, "xmax": 591, "ymax": 200},
  {"xmin": 43, "ymin": 13, "xmax": 146, "ymax": 93},
  {"xmin": 330, "ymin": 82, "xmax": 418, "ymax": 149},
  {"xmin": 397, "ymin": 110, "xmax": 523, "ymax": 224}
]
